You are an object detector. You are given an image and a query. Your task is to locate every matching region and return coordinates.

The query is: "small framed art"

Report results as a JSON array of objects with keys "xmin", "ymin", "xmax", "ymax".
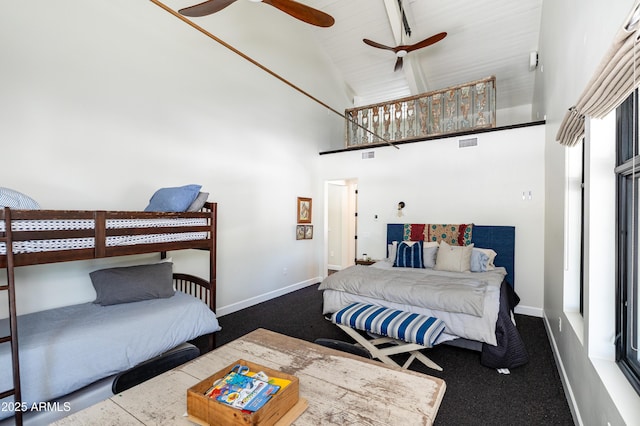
[
  {"xmin": 304, "ymin": 225, "xmax": 313, "ymax": 239},
  {"xmin": 296, "ymin": 225, "xmax": 305, "ymax": 240},
  {"xmin": 297, "ymin": 197, "xmax": 312, "ymax": 224}
]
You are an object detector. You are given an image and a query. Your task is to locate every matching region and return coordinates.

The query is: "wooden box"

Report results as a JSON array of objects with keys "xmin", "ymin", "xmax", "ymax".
[{"xmin": 187, "ymin": 359, "xmax": 300, "ymax": 426}]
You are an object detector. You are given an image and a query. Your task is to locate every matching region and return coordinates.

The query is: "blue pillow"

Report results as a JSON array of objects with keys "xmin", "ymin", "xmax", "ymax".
[
  {"xmin": 144, "ymin": 184, "xmax": 202, "ymax": 212},
  {"xmin": 394, "ymin": 240, "xmax": 424, "ymax": 268},
  {"xmin": 0, "ymin": 187, "xmax": 40, "ymax": 209},
  {"xmin": 470, "ymin": 249, "xmax": 490, "ymax": 272}
]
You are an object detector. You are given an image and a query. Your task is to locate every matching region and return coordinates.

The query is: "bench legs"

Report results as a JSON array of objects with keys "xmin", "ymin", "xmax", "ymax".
[{"xmin": 335, "ymin": 324, "xmax": 443, "ymax": 372}]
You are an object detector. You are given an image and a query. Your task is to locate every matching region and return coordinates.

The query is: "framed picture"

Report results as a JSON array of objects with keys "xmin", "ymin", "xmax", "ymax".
[
  {"xmin": 304, "ymin": 225, "xmax": 313, "ymax": 239},
  {"xmin": 297, "ymin": 197, "xmax": 312, "ymax": 224},
  {"xmin": 296, "ymin": 225, "xmax": 305, "ymax": 240}
]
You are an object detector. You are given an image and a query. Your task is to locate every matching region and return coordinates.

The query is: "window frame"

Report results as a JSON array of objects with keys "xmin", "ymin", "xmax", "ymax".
[{"xmin": 615, "ymin": 90, "xmax": 640, "ymax": 396}]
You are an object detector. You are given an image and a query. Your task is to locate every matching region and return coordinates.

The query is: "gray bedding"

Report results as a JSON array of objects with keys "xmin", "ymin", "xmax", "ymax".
[
  {"xmin": 320, "ymin": 261, "xmax": 507, "ymax": 345},
  {"xmin": 319, "ymin": 264, "xmax": 505, "ymax": 317},
  {"xmin": 0, "ymin": 291, "xmax": 220, "ymax": 418}
]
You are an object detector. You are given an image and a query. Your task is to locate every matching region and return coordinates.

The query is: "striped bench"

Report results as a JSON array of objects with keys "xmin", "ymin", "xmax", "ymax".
[{"xmin": 331, "ymin": 303, "xmax": 445, "ymax": 371}]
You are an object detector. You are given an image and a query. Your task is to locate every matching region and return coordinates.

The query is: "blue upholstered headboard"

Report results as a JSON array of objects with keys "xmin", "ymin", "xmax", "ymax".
[{"xmin": 386, "ymin": 224, "xmax": 516, "ymax": 287}]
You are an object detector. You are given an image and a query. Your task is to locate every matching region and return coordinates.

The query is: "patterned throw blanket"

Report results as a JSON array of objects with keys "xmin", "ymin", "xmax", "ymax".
[{"xmin": 401, "ymin": 223, "xmax": 473, "ymax": 245}]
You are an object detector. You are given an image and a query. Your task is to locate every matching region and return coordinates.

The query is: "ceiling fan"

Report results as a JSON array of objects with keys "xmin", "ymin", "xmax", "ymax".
[
  {"xmin": 363, "ymin": 0, "xmax": 446, "ymax": 72},
  {"xmin": 363, "ymin": 32, "xmax": 447, "ymax": 72},
  {"xmin": 178, "ymin": 0, "xmax": 335, "ymax": 28}
]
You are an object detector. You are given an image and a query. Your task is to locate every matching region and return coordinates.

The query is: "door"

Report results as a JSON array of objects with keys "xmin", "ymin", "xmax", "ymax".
[{"xmin": 326, "ymin": 179, "xmax": 357, "ymax": 273}]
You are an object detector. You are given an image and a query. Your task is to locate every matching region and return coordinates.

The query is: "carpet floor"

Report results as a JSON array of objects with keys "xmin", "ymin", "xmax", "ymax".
[{"xmin": 215, "ymin": 283, "xmax": 575, "ymax": 425}]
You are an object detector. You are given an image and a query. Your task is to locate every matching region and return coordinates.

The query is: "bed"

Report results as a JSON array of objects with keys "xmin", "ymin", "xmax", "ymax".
[
  {"xmin": 0, "ymin": 276, "xmax": 220, "ymax": 422},
  {"xmin": 319, "ymin": 223, "xmax": 528, "ymax": 370},
  {"xmin": 0, "ymin": 187, "xmax": 219, "ymax": 425}
]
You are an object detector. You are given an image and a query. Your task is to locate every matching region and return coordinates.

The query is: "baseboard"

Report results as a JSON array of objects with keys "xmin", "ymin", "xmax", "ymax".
[
  {"xmin": 543, "ymin": 313, "xmax": 583, "ymax": 426},
  {"xmin": 514, "ymin": 304, "xmax": 543, "ymax": 317},
  {"xmin": 216, "ymin": 277, "xmax": 321, "ymax": 317}
]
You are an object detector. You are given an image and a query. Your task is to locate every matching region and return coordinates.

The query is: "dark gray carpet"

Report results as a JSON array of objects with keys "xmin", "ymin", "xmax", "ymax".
[{"xmin": 215, "ymin": 283, "xmax": 575, "ymax": 425}]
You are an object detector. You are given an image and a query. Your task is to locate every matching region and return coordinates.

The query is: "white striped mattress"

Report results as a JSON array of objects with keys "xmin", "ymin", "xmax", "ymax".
[{"xmin": 0, "ymin": 217, "xmax": 208, "ymax": 255}]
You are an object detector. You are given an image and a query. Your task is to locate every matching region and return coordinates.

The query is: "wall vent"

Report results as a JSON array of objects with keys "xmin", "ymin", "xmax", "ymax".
[
  {"xmin": 459, "ymin": 137, "xmax": 478, "ymax": 148},
  {"xmin": 361, "ymin": 151, "xmax": 375, "ymax": 159}
]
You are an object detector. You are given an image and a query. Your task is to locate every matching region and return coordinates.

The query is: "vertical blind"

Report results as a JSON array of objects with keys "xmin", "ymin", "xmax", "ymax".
[{"xmin": 556, "ymin": 0, "xmax": 640, "ymax": 146}]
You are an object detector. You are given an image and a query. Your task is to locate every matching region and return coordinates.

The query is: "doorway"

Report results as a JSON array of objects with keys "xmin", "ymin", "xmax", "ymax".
[{"xmin": 325, "ymin": 179, "xmax": 358, "ymax": 275}]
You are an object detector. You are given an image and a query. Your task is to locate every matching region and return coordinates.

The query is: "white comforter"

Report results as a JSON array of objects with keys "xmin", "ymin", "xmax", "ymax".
[{"xmin": 319, "ymin": 261, "xmax": 506, "ymax": 345}]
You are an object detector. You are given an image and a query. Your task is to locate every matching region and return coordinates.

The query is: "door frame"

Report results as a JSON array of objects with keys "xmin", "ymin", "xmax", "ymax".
[{"xmin": 324, "ymin": 179, "xmax": 358, "ymax": 276}]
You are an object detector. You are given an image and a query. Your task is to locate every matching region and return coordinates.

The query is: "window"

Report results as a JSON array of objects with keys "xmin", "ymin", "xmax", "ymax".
[
  {"xmin": 580, "ymin": 141, "xmax": 585, "ymax": 316},
  {"xmin": 616, "ymin": 91, "xmax": 640, "ymax": 395}
]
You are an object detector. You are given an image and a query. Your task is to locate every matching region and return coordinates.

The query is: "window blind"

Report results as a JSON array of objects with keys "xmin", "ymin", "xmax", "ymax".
[{"xmin": 557, "ymin": 0, "xmax": 640, "ymax": 146}]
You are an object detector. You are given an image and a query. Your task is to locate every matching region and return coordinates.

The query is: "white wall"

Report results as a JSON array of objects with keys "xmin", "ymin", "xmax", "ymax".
[
  {"xmin": 538, "ymin": 0, "xmax": 640, "ymax": 424},
  {"xmin": 0, "ymin": 0, "xmax": 349, "ymax": 316},
  {"xmin": 317, "ymin": 124, "xmax": 546, "ymax": 315},
  {"xmin": 497, "ymin": 104, "xmax": 535, "ymax": 127},
  {"xmin": 5, "ymin": 1, "xmax": 638, "ymax": 422}
]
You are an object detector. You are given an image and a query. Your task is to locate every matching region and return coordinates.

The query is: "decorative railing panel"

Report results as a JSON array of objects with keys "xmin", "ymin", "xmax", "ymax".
[{"xmin": 345, "ymin": 76, "xmax": 496, "ymax": 147}]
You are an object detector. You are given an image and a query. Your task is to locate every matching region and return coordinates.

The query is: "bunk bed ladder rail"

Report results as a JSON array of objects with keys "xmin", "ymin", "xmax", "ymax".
[{"xmin": 0, "ymin": 207, "xmax": 23, "ymax": 426}]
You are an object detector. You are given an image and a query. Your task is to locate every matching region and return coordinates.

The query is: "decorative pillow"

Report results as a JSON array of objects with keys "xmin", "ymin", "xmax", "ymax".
[
  {"xmin": 90, "ymin": 262, "xmax": 175, "ymax": 306},
  {"xmin": 471, "ymin": 248, "xmax": 497, "ymax": 272},
  {"xmin": 0, "ymin": 187, "xmax": 41, "ymax": 209},
  {"xmin": 394, "ymin": 240, "xmax": 424, "ymax": 268},
  {"xmin": 389, "ymin": 241, "xmax": 438, "ymax": 267},
  {"xmin": 434, "ymin": 241, "xmax": 474, "ymax": 272},
  {"xmin": 187, "ymin": 191, "xmax": 209, "ymax": 212},
  {"xmin": 144, "ymin": 184, "xmax": 202, "ymax": 212}
]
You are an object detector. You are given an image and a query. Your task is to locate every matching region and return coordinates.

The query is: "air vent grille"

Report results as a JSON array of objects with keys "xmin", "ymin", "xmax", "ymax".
[
  {"xmin": 362, "ymin": 151, "xmax": 375, "ymax": 159},
  {"xmin": 459, "ymin": 138, "xmax": 478, "ymax": 148}
]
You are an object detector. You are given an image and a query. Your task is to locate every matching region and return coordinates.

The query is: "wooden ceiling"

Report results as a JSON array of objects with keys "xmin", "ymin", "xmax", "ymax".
[{"xmin": 309, "ymin": 0, "xmax": 544, "ymax": 111}]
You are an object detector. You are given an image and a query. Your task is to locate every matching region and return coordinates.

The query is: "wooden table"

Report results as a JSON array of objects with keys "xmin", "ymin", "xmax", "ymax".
[{"xmin": 54, "ymin": 329, "xmax": 446, "ymax": 425}]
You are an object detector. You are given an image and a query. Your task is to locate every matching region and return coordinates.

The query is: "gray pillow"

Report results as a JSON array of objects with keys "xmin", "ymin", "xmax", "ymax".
[
  {"xmin": 90, "ymin": 262, "xmax": 174, "ymax": 306},
  {"xmin": 423, "ymin": 246, "xmax": 439, "ymax": 268},
  {"xmin": 187, "ymin": 191, "xmax": 209, "ymax": 212}
]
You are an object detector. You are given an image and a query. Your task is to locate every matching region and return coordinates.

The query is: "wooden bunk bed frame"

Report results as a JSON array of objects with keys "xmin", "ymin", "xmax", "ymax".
[{"xmin": 0, "ymin": 202, "xmax": 217, "ymax": 426}]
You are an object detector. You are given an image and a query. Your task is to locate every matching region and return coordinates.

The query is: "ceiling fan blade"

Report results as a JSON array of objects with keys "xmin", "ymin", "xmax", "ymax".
[
  {"xmin": 363, "ymin": 38, "xmax": 396, "ymax": 51},
  {"xmin": 394, "ymin": 56, "xmax": 403, "ymax": 72},
  {"xmin": 262, "ymin": 0, "xmax": 335, "ymax": 27},
  {"xmin": 179, "ymin": 0, "xmax": 237, "ymax": 17},
  {"xmin": 403, "ymin": 32, "xmax": 447, "ymax": 53}
]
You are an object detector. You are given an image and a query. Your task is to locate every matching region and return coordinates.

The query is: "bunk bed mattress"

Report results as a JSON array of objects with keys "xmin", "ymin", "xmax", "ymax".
[
  {"xmin": 0, "ymin": 291, "xmax": 220, "ymax": 416},
  {"xmin": 0, "ymin": 217, "xmax": 208, "ymax": 254}
]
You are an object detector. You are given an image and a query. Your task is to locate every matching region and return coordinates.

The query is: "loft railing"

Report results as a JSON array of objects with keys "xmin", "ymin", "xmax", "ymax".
[{"xmin": 345, "ymin": 76, "xmax": 496, "ymax": 148}]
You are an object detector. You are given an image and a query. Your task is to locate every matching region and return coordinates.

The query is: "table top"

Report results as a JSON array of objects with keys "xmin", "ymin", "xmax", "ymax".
[{"xmin": 54, "ymin": 328, "xmax": 446, "ymax": 425}]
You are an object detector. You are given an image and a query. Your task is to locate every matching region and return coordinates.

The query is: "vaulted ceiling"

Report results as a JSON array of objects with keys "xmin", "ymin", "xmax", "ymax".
[
  {"xmin": 309, "ymin": 0, "xmax": 544, "ymax": 111},
  {"xmin": 167, "ymin": 0, "xmax": 544, "ymax": 115}
]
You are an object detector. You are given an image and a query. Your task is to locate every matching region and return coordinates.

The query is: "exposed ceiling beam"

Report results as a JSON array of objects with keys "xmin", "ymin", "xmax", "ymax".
[
  {"xmin": 382, "ymin": 0, "xmax": 427, "ymax": 96},
  {"xmin": 404, "ymin": 55, "xmax": 428, "ymax": 94},
  {"xmin": 382, "ymin": 0, "xmax": 403, "ymax": 45}
]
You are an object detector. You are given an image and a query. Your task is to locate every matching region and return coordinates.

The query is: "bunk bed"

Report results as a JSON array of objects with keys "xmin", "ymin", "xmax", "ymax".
[{"xmin": 0, "ymin": 200, "xmax": 218, "ymax": 425}]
